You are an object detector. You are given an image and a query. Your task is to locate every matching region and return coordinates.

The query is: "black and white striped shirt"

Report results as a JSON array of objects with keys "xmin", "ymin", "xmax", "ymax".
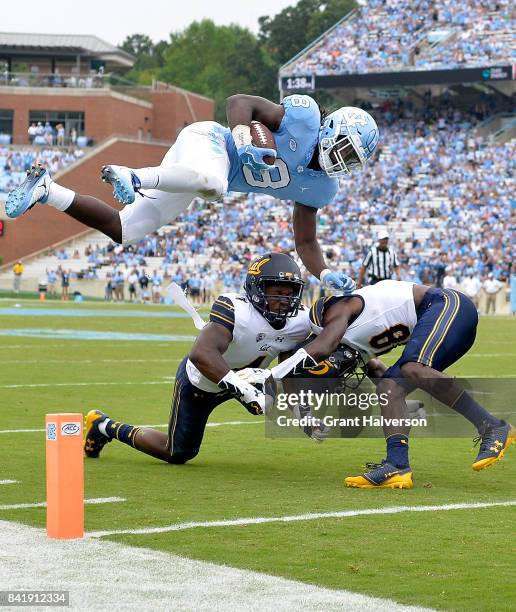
[{"xmin": 362, "ymin": 246, "xmax": 399, "ymax": 281}]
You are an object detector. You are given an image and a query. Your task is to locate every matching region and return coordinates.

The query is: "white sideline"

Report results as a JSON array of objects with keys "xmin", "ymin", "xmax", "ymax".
[
  {"xmin": 86, "ymin": 500, "xmax": 516, "ymax": 538},
  {"xmin": 0, "ymin": 497, "xmax": 125, "ymax": 511},
  {"xmin": 0, "ymin": 421, "xmax": 260, "ymax": 434},
  {"xmin": 0, "ymin": 520, "xmax": 431, "ymax": 612}
]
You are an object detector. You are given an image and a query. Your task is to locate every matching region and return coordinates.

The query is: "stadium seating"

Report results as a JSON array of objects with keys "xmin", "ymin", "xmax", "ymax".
[
  {"xmin": 281, "ymin": 0, "xmax": 514, "ymax": 76},
  {"xmin": 0, "ymin": 146, "xmax": 85, "ymax": 198},
  {"xmin": 1, "ymin": 99, "xmax": 512, "ymax": 301}
]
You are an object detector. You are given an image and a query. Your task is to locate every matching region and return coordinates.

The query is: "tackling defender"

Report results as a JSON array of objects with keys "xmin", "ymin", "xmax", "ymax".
[
  {"xmin": 83, "ymin": 253, "xmax": 314, "ymax": 464},
  {"xmin": 243, "ymin": 280, "xmax": 515, "ymax": 488},
  {"xmin": 6, "ymin": 95, "xmax": 378, "ymax": 294}
]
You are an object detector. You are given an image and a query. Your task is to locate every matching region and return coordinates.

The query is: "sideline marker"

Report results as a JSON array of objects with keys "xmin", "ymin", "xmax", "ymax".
[{"xmin": 45, "ymin": 413, "xmax": 84, "ymax": 539}]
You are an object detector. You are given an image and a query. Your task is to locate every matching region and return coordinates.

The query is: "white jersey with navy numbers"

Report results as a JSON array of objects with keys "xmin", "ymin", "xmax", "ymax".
[
  {"xmin": 186, "ymin": 293, "xmax": 311, "ymax": 392},
  {"xmin": 309, "ymin": 281, "xmax": 418, "ymax": 360},
  {"xmin": 224, "ymin": 95, "xmax": 339, "ymax": 208}
]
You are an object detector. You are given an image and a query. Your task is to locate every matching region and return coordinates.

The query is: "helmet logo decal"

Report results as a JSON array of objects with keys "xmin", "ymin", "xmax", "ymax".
[
  {"xmin": 344, "ymin": 109, "xmax": 368, "ymax": 127},
  {"xmin": 308, "ymin": 360, "xmax": 334, "ymax": 376},
  {"xmin": 248, "ymin": 257, "xmax": 271, "ymax": 276}
]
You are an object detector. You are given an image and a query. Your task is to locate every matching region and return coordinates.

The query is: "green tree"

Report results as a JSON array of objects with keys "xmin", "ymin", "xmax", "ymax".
[
  {"xmin": 120, "ymin": 33, "xmax": 168, "ymax": 84},
  {"xmin": 158, "ymin": 20, "xmax": 275, "ymax": 122},
  {"xmin": 258, "ymin": 0, "xmax": 356, "ymax": 67},
  {"xmin": 117, "ymin": 2, "xmax": 356, "ymax": 112},
  {"xmin": 121, "ymin": 33, "xmax": 155, "ymax": 57}
]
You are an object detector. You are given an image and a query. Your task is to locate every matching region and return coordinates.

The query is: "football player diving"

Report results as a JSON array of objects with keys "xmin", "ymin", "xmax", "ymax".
[
  {"xmin": 83, "ymin": 253, "xmax": 316, "ymax": 464},
  {"xmin": 240, "ymin": 280, "xmax": 515, "ymax": 489},
  {"xmin": 6, "ymin": 95, "xmax": 378, "ymax": 295}
]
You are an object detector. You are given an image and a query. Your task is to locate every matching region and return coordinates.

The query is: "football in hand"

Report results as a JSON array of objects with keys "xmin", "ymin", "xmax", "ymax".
[{"xmin": 250, "ymin": 121, "xmax": 277, "ymax": 166}]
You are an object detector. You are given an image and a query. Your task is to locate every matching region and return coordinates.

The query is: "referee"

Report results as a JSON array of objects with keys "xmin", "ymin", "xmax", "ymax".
[{"xmin": 357, "ymin": 230, "xmax": 400, "ymax": 287}]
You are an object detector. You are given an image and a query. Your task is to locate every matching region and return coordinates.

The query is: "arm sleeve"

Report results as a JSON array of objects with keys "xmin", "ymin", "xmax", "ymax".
[
  {"xmin": 281, "ymin": 95, "xmax": 320, "ymax": 138},
  {"xmin": 362, "ymin": 250, "xmax": 372, "ymax": 268},
  {"xmin": 391, "ymin": 249, "xmax": 399, "ymax": 267},
  {"xmin": 209, "ymin": 295, "xmax": 235, "ymax": 335}
]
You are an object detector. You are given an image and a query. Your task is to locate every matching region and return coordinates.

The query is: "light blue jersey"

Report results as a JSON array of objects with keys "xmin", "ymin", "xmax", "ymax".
[{"xmin": 224, "ymin": 95, "xmax": 339, "ymax": 209}]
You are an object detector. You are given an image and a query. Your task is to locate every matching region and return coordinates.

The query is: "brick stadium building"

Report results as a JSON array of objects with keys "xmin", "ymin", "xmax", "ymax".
[{"xmin": 0, "ymin": 32, "xmax": 214, "ymax": 264}]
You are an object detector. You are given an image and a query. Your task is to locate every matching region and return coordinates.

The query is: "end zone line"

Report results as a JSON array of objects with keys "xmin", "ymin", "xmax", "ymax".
[
  {"xmin": 86, "ymin": 500, "xmax": 516, "ymax": 538},
  {"xmin": 0, "ymin": 497, "xmax": 126, "ymax": 511},
  {"xmin": 1, "ymin": 519, "xmax": 431, "ymax": 612}
]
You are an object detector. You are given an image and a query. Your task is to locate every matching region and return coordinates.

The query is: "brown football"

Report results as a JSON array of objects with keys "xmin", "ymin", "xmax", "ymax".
[{"xmin": 250, "ymin": 121, "xmax": 277, "ymax": 166}]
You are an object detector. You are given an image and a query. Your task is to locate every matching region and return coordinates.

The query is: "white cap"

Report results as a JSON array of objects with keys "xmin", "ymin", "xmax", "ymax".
[{"xmin": 377, "ymin": 230, "xmax": 389, "ymax": 240}]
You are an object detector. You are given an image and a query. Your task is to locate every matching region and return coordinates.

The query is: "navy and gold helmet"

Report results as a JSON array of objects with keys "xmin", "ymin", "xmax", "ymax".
[{"xmin": 244, "ymin": 252, "xmax": 304, "ymax": 328}]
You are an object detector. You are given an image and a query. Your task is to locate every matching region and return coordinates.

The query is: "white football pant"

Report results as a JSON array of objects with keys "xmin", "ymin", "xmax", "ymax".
[{"xmin": 119, "ymin": 121, "xmax": 230, "ymax": 244}]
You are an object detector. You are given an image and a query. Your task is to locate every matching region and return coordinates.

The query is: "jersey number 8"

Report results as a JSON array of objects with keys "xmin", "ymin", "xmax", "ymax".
[
  {"xmin": 369, "ymin": 324, "xmax": 411, "ymax": 355},
  {"xmin": 243, "ymin": 159, "xmax": 291, "ymax": 189}
]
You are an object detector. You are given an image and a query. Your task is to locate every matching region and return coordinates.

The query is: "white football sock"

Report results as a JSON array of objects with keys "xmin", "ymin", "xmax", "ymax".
[
  {"xmin": 47, "ymin": 181, "xmax": 75, "ymax": 212},
  {"xmin": 98, "ymin": 420, "xmax": 109, "ymax": 437},
  {"xmin": 134, "ymin": 164, "xmax": 224, "ymax": 200},
  {"xmin": 133, "ymin": 167, "xmax": 160, "ymax": 189}
]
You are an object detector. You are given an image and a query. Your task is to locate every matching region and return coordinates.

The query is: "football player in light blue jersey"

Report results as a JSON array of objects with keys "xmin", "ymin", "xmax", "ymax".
[
  {"xmin": 6, "ymin": 94, "xmax": 378, "ymax": 293},
  {"xmin": 224, "ymin": 95, "xmax": 338, "ymax": 208}
]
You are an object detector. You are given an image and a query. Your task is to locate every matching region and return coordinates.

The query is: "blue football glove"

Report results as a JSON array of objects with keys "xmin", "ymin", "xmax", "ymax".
[
  {"xmin": 320, "ymin": 269, "xmax": 356, "ymax": 295},
  {"xmin": 238, "ymin": 144, "xmax": 276, "ymax": 172}
]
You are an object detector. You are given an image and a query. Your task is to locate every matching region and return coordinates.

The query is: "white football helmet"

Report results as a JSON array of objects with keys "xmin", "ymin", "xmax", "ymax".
[{"xmin": 318, "ymin": 106, "xmax": 379, "ymax": 177}]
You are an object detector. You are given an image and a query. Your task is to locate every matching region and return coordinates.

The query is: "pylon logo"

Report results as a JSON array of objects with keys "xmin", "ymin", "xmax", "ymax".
[{"xmin": 46, "ymin": 422, "xmax": 57, "ymax": 441}]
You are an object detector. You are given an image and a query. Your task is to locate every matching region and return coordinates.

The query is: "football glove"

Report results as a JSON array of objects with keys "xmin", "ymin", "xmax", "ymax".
[
  {"xmin": 218, "ymin": 370, "xmax": 269, "ymax": 416},
  {"xmin": 320, "ymin": 269, "xmax": 356, "ymax": 294},
  {"xmin": 237, "ymin": 144, "xmax": 276, "ymax": 173},
  {"xmin": 235, "ymin": 367, "xmax": 272, "ymax": 386},
  {"xmin": 270, "ymin": 348, "xmax": 319, "ymax": 380},
  {"xmin": 292, "ymin": 404, "xmax": 330, "ymax": 442}
]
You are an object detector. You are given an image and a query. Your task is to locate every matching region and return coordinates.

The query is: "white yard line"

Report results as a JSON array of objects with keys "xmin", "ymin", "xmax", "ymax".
[
  {"xmin": 0, "ymin": 380, "xmax": 174, "ymax": 389},
  {"xmin": 0, "ymin": 480, "xmax": 20, "ymax": 485},
  {"xmin": 0, "ymin": 358, "xmax": 182, "ymax": 364},
  {"xmin": 465, "ymin": 353, "xmax": 516, "ymax": 357},
  {"xmin": 0, "ymin": 343, "xmax": 174, "ymax": 348},
  {"xmin": 0, "ymin": 429, "xmax": 45, "ymax": 434},
  {"xmin": 86, "ymin": 500, "xmax": 516, "ymax": 538},
  {"xmin": 0, "ymin": 421, "xmax": 260, "ymax": 434},
  {"xmin": 0, "ymin": 497, "xmax": 125, "ymax": 511},
  {"xmin": 0, "ymin": 519, "xmax": 431, "ymax": 611},
  {"xmin": 7, "ymin": 377, "xmax": 512, "ymax": 387},
  {"xmin": 461, "ymin": 375, "xmax": 516, "ymax": 378}
]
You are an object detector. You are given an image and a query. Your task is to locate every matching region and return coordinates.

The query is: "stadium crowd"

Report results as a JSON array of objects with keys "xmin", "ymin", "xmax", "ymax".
[
  {"xmin": 35, "ymin": 96, "xmax": 513, "ymax": 310},
  {"xmin": 282, "ymin": 0, "xmax": 514, "ymax": 76},
  {"xmin": 0, "ymin": 146, "xmax": 84, "ymax": 196}
]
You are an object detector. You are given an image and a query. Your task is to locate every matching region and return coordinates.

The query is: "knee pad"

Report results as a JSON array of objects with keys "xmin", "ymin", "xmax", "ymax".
[
  {"xmin": 119, "ymin": 200, "xmax": 162, "ymax": 245},
  {"xmin": 197, "ymin": 173, "xmax": 226, "ymax": 202}
]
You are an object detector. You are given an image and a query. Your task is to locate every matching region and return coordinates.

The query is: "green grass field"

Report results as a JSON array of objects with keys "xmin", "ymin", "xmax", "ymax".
[{"xmin": 1, "ymin": 299, "xmax": 515, "ymax": 611}]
